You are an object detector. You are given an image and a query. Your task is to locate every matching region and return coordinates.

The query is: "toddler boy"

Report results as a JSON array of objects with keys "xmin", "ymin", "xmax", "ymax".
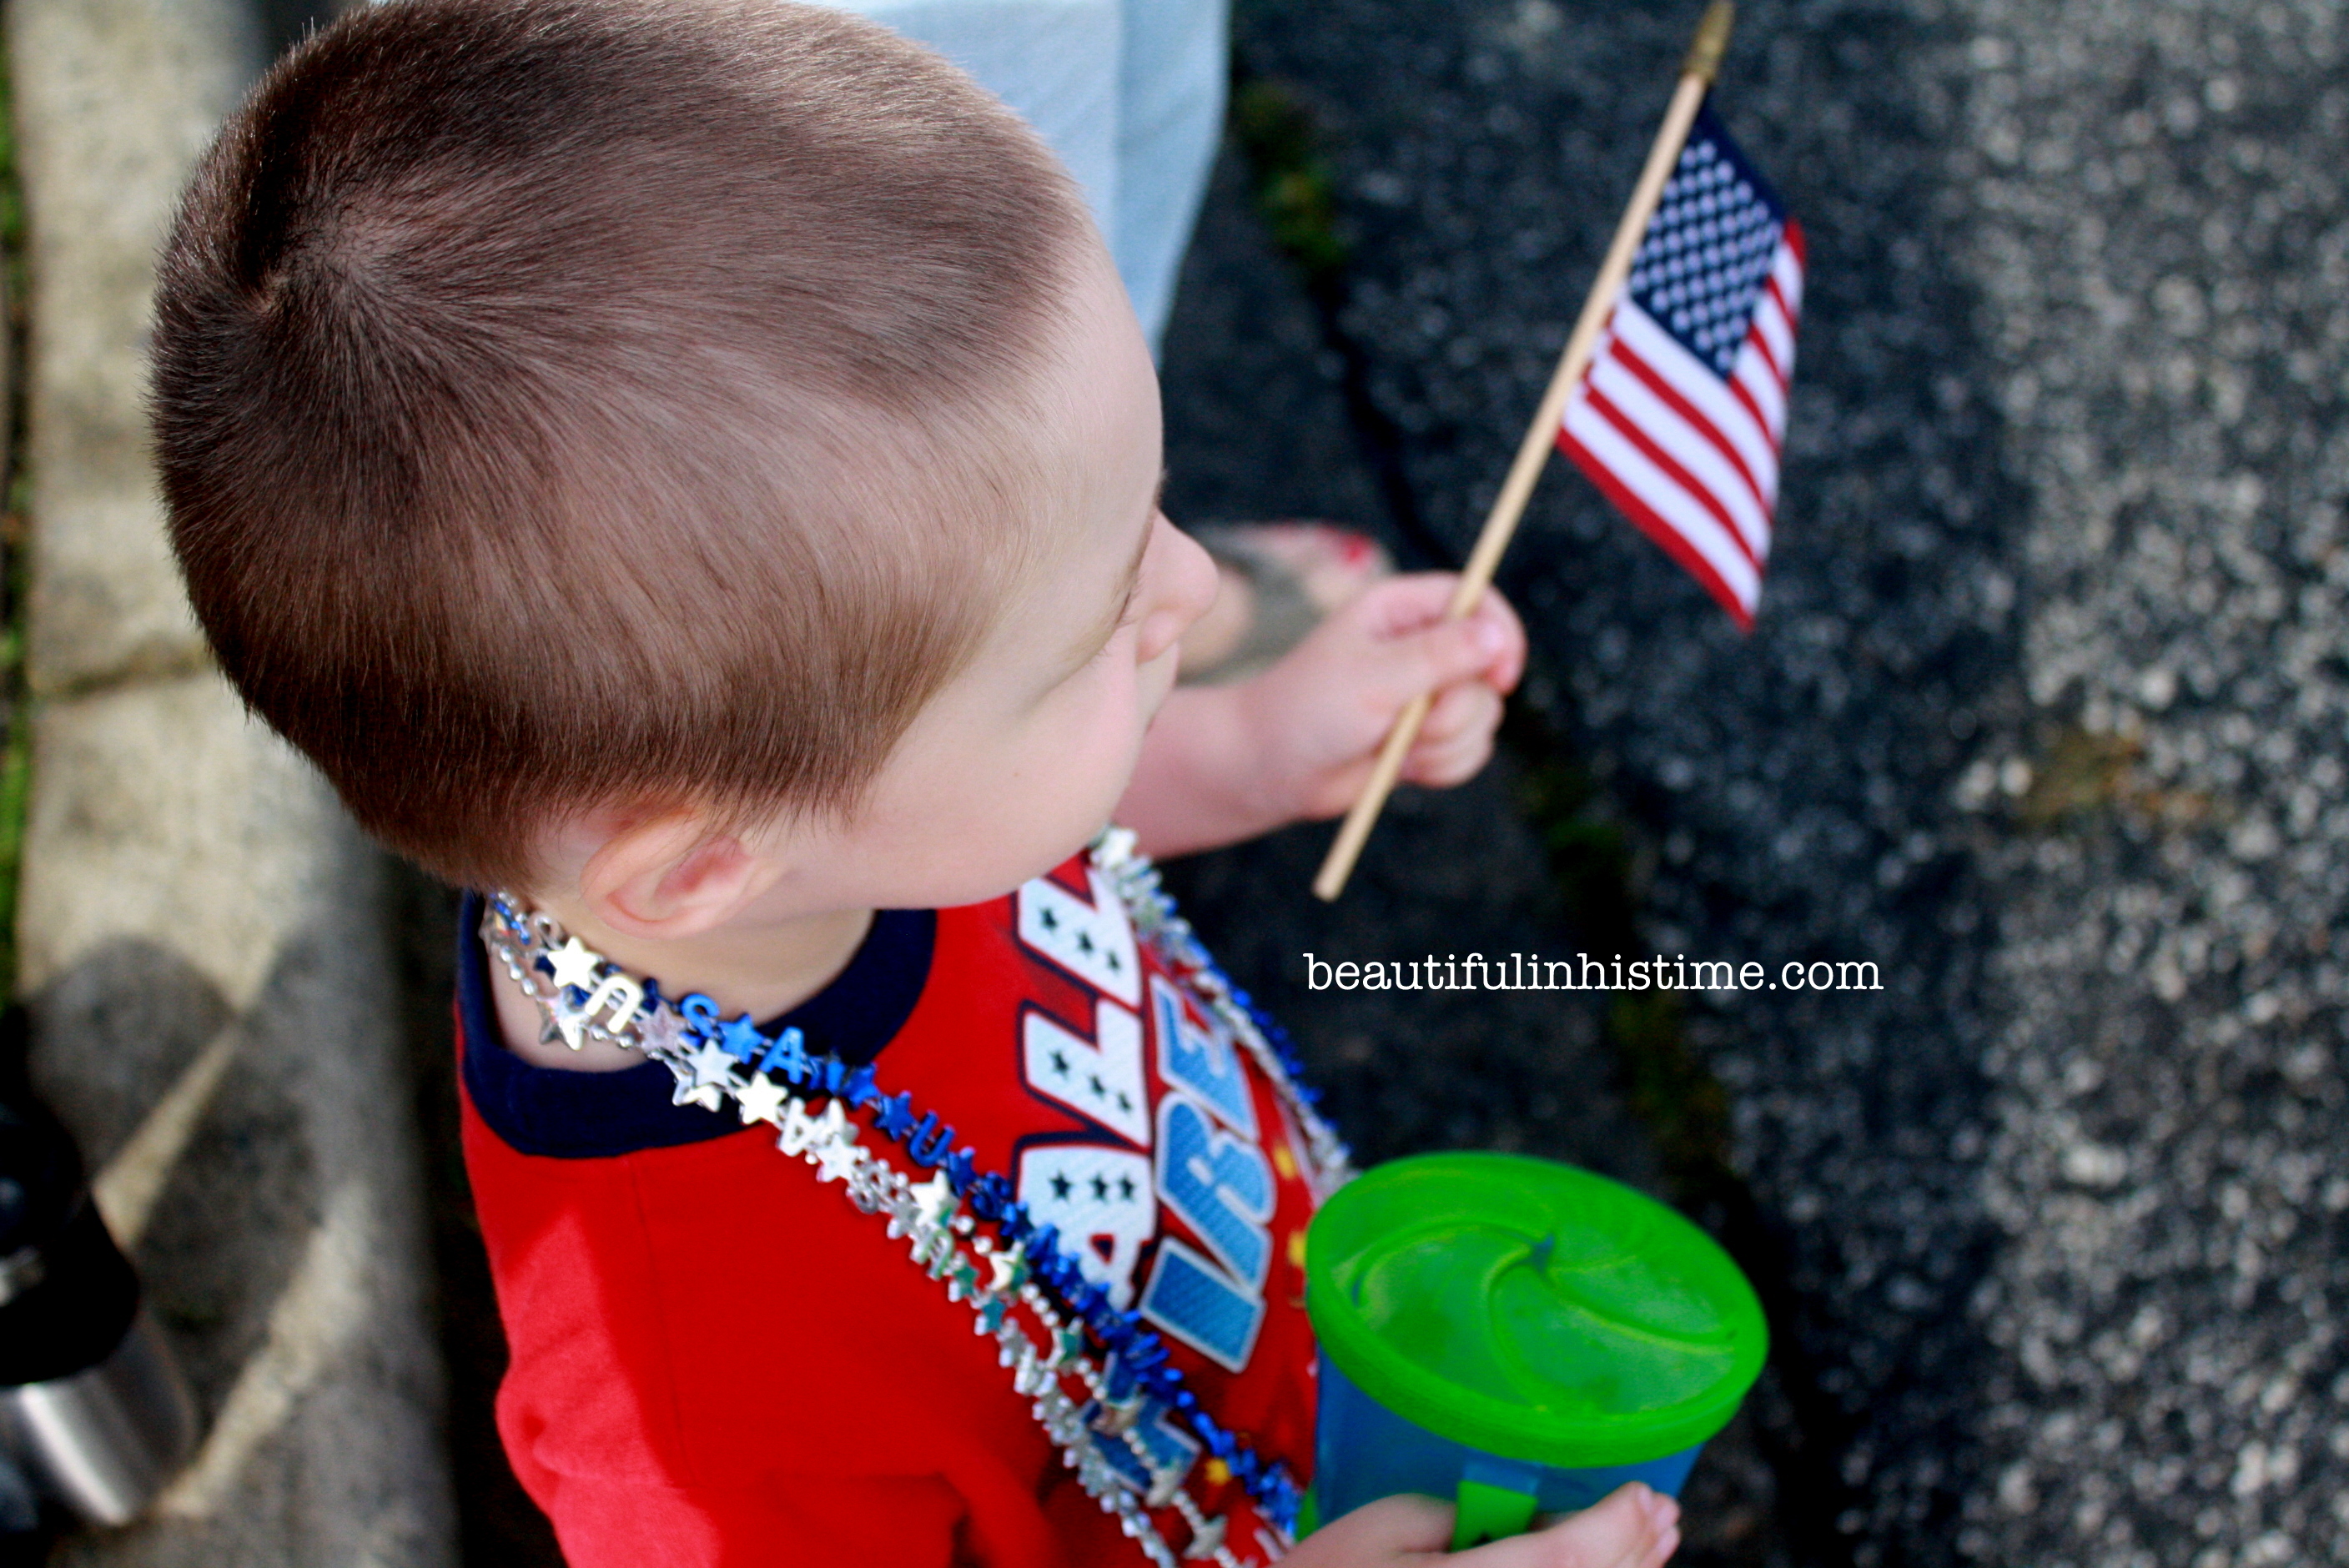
[{"xmin": 150, "ymin": 3, "xmax": 1680, "ymax": 1565}]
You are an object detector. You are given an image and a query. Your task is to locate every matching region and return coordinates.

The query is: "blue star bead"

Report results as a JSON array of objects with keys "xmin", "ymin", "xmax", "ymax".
[
  {"xmin": 944, "ymin": 1148, "xmax": 978, "ymax": 1194},
  {"xmin": 717, "ymin": 1013, "xmax": 767, "ymax": 1063},
  {"xmin": 1026, "ymin": 1225, "xmax": 1064, "ymax": 1278},
  {"xmin": 873, "ymin": 1092, "xmax": 918, "ymax": 1141},
  {"xmin": 1036, "ymin": 1247, "xmax": 1082, "ymax": 1295},
  {"xmin": 1265, "ymin": 1464, "xmax": 1300, "ymax": 1510},
  {"xmin": 1142, "ymin": 1364, "xmax": 1184, "ymax": 1400},
  {"xmin": 842, "ymin": 1064, "xmax": 880, "ymax": 1108},
  {"xmin": 968, "ymin": 1173, "xmax": 1014, "ymax": 1220},
  {"xmin": 998, "ymin": 1203, "xmax": 1034, "ymax": 1244}
]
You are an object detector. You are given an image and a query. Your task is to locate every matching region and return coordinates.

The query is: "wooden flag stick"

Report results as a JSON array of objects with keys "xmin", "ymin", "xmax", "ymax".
[{"xmin": 1310, "ymin": 0, "xmax": 1737, "ymax": 902}]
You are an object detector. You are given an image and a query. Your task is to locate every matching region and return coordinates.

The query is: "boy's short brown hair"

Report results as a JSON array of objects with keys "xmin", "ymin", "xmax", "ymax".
[{"xmin": 153, "ymin": 0, "xmax": 1086, "ymax": 890}]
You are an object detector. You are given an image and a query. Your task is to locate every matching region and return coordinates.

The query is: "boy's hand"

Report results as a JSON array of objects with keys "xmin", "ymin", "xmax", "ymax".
[
  {"xmin": 1237, "ymin": 574, "xmax": 1526, "ymax": 818},
  {"xmin": 1120, "ymin": 573, "xmax": 1526, "ymax": 858},
  {"xmin": 1281, "ymin": 1483, "xmax": 1681, "ymax": 1568}
]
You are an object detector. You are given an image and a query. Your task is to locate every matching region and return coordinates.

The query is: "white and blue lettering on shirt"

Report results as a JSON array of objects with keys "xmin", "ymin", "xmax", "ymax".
[{"xmin": 1011, "ymin": 868, "xmax": 1297, "ymax": 1374}]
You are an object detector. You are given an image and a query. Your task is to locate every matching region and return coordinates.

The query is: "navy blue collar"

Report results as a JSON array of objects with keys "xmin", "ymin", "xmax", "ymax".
[{"xmin": 457, "ymin": 893, "xmax": 938, "ymax": 1159}]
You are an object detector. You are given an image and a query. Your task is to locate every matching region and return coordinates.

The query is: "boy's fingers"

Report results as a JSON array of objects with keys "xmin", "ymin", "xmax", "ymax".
[
  {"xmin": 1350, "ymin": 575, "xmax": 1524, "ymax": 671},
  {"xmin": 1404, "ymin": 686, "xmax": 1501, "ymax": 786},
  {"xmin": 1378, "ymin": 611, "xmax": 1515, "ymax": 707},
  {"xmin": 1406, "ymin": 731, "xmax": 1497, "ymax": 791},
  {"xmin": 1415, "ymin": 681, "xmax": 1502, "ymax": 748},
  {"xmin": 1351, "ymin": 572, "xmax": 1473, "ymax": 636},
  {"xmin": 1465, "ymin": 588, "xmax": 1528, "ymax": 691}
]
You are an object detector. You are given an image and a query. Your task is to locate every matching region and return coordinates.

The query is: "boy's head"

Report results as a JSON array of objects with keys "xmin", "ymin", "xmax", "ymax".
[{"xmin": 154, "ymin": 0, "xmax": 1205, "ymax": 904}]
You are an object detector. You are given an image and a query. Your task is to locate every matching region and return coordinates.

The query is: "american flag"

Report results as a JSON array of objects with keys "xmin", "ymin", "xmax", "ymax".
[{"xmin": 1559, "ymin": 104, "xmax": 1804, "ymax": 630}]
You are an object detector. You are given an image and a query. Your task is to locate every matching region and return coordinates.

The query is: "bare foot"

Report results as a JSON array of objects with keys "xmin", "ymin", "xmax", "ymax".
[{"xmin": 1178, "ymin": 521, "xmax": 1394, "ymax": 685}]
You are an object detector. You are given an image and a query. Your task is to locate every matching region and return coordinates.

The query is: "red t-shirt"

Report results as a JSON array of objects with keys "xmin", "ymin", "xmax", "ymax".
[{"xmin": 457, "ymin": 855, "xmax": 1326, "ymax": 1567}]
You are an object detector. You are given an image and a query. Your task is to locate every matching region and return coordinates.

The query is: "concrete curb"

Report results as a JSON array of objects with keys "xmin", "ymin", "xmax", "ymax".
[{"xmin": 9, "ymin": 1, "xmax": 456, "ymax": 1562}]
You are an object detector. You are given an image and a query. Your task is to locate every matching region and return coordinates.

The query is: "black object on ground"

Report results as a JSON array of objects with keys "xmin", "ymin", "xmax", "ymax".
[{"xmin": 0, "ymin": 1023, "xmax": 197, "ymax": 1540}]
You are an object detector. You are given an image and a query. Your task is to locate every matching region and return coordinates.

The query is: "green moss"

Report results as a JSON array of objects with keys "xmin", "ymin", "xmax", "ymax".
[
  {"xmin": 0, "ymin": 31, "xmax": 28, "ymax": 998},
  {"xmin": 1512, "ymin": 746, "xmax": 1637, "ymax": 956},
  {"xmin": 1230, "ymin": 80, "xmax": 1351, "ymax": 286},
  {"xmin": 1504, "ymin": 706, "xmax": 1741, "ymax": 1204},
  {"xmin": 0, "ymin": 51, "xmax": 21, "ymax": 264}
]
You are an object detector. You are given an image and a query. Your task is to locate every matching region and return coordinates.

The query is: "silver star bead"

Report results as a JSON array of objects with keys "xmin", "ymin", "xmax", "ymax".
[
  {"xmin": 539, "ymin": 991, "xmax": 591, "ymax": 1052},
  {"xmin": 685, "ymin": 1038, "xmax": 740, "ymax": 1089},
  {"xmin": 1144, "ymin": 1460, "xmax": 1187, "ymax": 1510},
  {"xmin": 637, "ymin": 1006, "xmax": 690, "ymax": 1058},
  {"xmin": 1074, "ymin": 1443, "xmax": 1117, "ymax": 1498},
  {"xmin": 545, "ymin": 935, "xmax": 603, "ymax": 992},
  {"xmin": 812, "ymin": 1098, "xmax": 856, "ymax": 1146},
  {"xmin": 1089, "ymin": 1393, "xmax": 1145, "ymax": 1435},
  {"xmin": 670, "ymin": 1078, "xmax": 723, "ymax": 1112},
  {"xmin": 986, "ymin": 1245, "xmax": 1030, "ymax": 1295},
  {"xmin": 812, "ymin": 1131, "xmax": 863, "ymax": 1184},
  {"xmin": 734, "ymin": 1073, "xmax": 789, "ymax": 1126},
  {"xmin": 1037, "ymin": 1387, "xmax": 1083, "ymax": 1440},
  {"xmin": 1180, "ymin": 1515, "xmax": 1227, "ymax": 1560},
  {"xmin": 910, "ymin": 1170, "xmax": 958, "ymax": 1229}
]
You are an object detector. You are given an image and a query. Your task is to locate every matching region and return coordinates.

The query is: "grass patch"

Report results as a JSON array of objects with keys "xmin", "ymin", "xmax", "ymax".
[
  {"xmin": 2017, "ymin": 725, "xmax": 2210, "ymax": 832},
  {"xmin": 1223, "ymin": 70, "xmax": 1455, "ymax": 570},
  {"xmin": 1504, "ymin": 705, "xmax": 1744, "ymax": 1199},
  {"xmin": 0, "ymin": 26, "xmax": 32, "ymax": 998},
  {"xmin": 1229, "ymin": 80, "xmax": 1350, "ymax": 287}
]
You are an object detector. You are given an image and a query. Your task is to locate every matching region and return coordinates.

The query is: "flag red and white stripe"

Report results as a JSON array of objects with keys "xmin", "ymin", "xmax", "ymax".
[{"xmin": 1558, "ymin": 108, "xmax": 1804, "ymax": 629}]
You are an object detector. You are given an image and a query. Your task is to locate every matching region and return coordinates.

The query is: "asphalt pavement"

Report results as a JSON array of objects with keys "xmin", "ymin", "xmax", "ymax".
[{"xmin": 1169, "ymin": 2, "xmax": 2349, "ymax": 1565}]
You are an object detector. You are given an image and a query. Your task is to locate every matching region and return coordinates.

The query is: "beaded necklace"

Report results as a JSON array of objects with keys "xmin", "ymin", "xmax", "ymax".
[{"xmin": 480, "ymin": 830, "xmax": 1351, "ymax": 1565}]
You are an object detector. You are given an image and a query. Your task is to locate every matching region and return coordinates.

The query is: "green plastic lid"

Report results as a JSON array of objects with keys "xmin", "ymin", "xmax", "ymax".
[{"xmin": 1305, "ymin": 1153, "xmax": 1767, "ymax": 1469}]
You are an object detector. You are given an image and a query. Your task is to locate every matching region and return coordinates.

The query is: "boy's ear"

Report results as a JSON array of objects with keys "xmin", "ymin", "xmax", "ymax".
[{"xmin": 581, "ymin": 812, "xmax": 780, "ymax": 939}]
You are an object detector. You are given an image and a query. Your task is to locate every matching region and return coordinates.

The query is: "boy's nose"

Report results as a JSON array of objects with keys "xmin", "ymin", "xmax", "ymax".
[
  {"xmin": 1159, "ymin": 517, "xmax": 1222, "ymax": 636},
  {"xmin": 1135, "ymin": 515, "xmax": 1224, "ymax": 667}
]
